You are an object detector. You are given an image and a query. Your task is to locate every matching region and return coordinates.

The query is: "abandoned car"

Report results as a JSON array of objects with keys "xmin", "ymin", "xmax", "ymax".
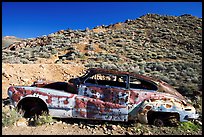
[{"xmin": 7, "ymin": 68, "xmax": 199, "ymax": 126}]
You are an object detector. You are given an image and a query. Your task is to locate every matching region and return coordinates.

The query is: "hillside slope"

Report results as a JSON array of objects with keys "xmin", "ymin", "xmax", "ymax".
[
  {"xmin": 2, "ymin": 36, "xmax": 22, "ymax": 48},
  {"xmin": 2, "ymin": 13, "xmax": 202, "ymax": 135},
  {"xmin": 2, "ymin": 13, "xmax": 202, "ymax": 97}
]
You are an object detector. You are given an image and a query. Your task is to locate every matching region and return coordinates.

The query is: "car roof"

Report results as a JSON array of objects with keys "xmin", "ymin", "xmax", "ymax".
[{"xmin": 88, "ymin": 68, "xmax": 160, "ymax": 83}]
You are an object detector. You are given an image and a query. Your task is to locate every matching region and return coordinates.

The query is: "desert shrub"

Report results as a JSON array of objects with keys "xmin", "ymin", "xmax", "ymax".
[
  {"xmin": 131, "ymin": 67, "xmax": 140, "ymax": 74},
  {"xmin": 23, "ymin": 50, "xmax": 31, "ymax": 55},
  {"xmin": 107, "ymin": 55, "xmax": 117, "ymax": 62},
  {"xmin": 85, "ymin": 62, "xmax": 95, "ymax": 68},
  {"xmin": 139, "ymin": 70, "xmax": 145, "ymax": 74},
  {"xmin": 99, "ymin": 44, "xmax": 108, "ymax": 50},
  {"xmin": 191, "ymin": 77, "xmax": 199, "ymax": 83},
  {"xmin": 150, "ymin": 52, "xmax": 157, "ymax": 59},
  {"xmin": 34, "ymin": 112, "xmax": 56, "ymax": 126},
  {"xmin": 156, "ymin": 54, "xmax": 163, "ymax": 59},
  {"xmin": 51, "ymin": 49, "xmax": 58, "ymax": 54},
  {"xmin": 77, "ymin": 52, "xmax": 84, "ymax": 59},
  {"xmin": 39, "ymin": 52, "xmax": 50, "ymax": 58},
  {"xmin": 28, "ymin": 57, "xmax": 38, "ymax": 62},
  {"xmin": 2, "ymin": 107, "xmax": 23, "ymax": 127},
  {"xmin": 144, "ymin": 68, "xmax": 151, "ymax": 73},
  {"xmin": 32, "ymin": 46, "xmax": 41, "ymax": 52},
  {"xmin": 19, "ymin": 49, "xmax": 26, "ymax": 53},
  {"xmin": 168, "ymin": 66, "xmax": 177, "ymax": 72},
  {"xmin": 6, "ymin": 57, "xmax": 21, "ymax": 64},
  {"xmin": 129, "ymin": 55, "xmax": 140, "ymax": 61},
  {"xmin": 159, "ymin": 75, "xmax": 171, "ymax": 83},
  {"xmin": 177, "ymin": 84, "xmax": 198, "ymax": 96},
  {"xmin": 178, "ymin": 121, "xmax": 201, "ymax": 132},
  {"xmin": 155, "ymin": 63, "xmax": 165, "ymax": 71},
  {"xmin": 94, "ymin": 55, "xmax": 103, "ymax": 61},
  {"xmin": 186, "ymin": 68, "xmax": 195, "ymax": 77},
  {"xmin": 151, "ymin": 37, "xmax": 160, "ymax": 43},
  {"xmin": 102, "ymin": 63, "xmax": 117, "ymax": 70},
  {"xmin": 169, "ymin": 78, "xmax": 177, "ymax": 86},
  {"xmin": 66, "ymin": 53, "xmax": 75, "ymax": 60},
  {"xmin": 24, "ymin": 54, "xmax": 31, "ymax": 59},
  {"xmin": 166, "ymin": 53, "xmax": 177, "ymax": 59},
  {"xmin": 60, "ymin": 46, "xmax": 69, "ymax": 51},
  {"xmin": 18, "ymin": 52, "xmax": 24, "ymax": 57},
  {"xmin": 20, "ymin": 58, "xmax": 30, "ymax": 64},
  {"xmin": 85, "ymin": 44, "xmax": 94, "ymax": 51},
  {"xmin": 174, "ymin": 64, "xmax": 182, "ymax": 71}
]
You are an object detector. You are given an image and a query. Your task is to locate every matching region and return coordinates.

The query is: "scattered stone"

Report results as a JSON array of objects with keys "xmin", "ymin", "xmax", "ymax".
[
  {"xmin": 2, "ymin": 70, "xmax": 10, "ymax": 79},
  {"xmin": 86, "ymin": 126, "xmax": 91, "ymax": 130},
  {"xmin": 111, "ymin": 125, "xmax": 117, "ymax": 130},
  {"xmin": 92, "ymin": 130, "xmax": 96, "ymax": 134},
  {"xmin": 125, "ymin": 131, "xmax": 133, "ymax": 135},
  {"xmin": 15, "ymin": 118, "xmax": 27, "ymax": 127},
  {"xmin": 194, "ymin": 120, "xmax": 202, "ymax": 126}
]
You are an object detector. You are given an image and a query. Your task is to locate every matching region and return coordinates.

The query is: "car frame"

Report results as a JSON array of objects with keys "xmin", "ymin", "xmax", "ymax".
[{"xmin": 7, "ymin": 68, "xmax": 199, "ymax": 126}]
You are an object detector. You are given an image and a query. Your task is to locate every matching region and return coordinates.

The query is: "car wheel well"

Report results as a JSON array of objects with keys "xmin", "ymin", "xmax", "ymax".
[
  {"xmin": 147, "ymin": 111, "xmax": 180, "ymax": 126},
  {"xmin": 17, "ymin": 97, "xmax": 48, "ymax": 118}
]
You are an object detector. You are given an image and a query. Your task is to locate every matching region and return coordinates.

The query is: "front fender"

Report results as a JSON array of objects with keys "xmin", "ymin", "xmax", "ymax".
[{"xmin": 136, "ymin": 97, "xmax": 198, "ymax": 124}]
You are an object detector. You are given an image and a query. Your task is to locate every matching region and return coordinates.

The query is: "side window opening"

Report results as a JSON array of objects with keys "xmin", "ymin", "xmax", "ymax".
[
  {"xmin": 85, "ymin": 73, "xmax": 127, "ymax": 88},
  {"xmin": 129, "ymin": 76, "xmax": 158, "ymax": 91}
]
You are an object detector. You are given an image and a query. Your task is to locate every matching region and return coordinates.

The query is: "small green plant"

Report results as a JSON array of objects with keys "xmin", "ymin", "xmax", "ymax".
[
  {"xmin": 178, "ymin": 121, "xmax": 201, "ymax": 132},
  {"xmin": 51, "ymin": 49, "xmax": 58, "ymax": 55},
  {"xmin": 79, "ymin": 54, "xmax": 86, "ymax": 60},
  {"xmin": 35, "ymin": 112, "xmax": 56, "ymax": 126},
  {"xmin": 2, "ymin": 107, "xmax": 23, "ymax": 127}
]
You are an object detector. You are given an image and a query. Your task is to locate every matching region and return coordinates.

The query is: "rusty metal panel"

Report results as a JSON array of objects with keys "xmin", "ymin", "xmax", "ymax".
[
  {"xmin": 76, "ymin": 84, "xmax": 129, "ymax": 121},
  {"xmin": 7, "ymin": 68, "xmax": 199, "ymax": 123},
  {"xmin": 78, "ymin": 85, "xmax": 129, "ymax": 106},
  {"xmin": 73, "ymin": 96, "xmax": 128, "ymax": 121}
]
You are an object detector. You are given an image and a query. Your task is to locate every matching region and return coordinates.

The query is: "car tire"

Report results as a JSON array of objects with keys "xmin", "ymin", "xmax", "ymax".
[{"xmin": 153, "ymin": 116, "xmax": 165, "ymax": 127}]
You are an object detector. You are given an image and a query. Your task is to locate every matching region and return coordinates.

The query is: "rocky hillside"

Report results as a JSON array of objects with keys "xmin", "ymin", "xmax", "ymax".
[
  {"xmin": 2, "ymin": 13, "xmax": 202, "ymax": 135},
  {"xmin": 2, "ymin": 13, "xmax": 202, "ymax": 97},
  {"xmin": 2, "ymin": 36, "xmax": 22, "ymax": 48}
]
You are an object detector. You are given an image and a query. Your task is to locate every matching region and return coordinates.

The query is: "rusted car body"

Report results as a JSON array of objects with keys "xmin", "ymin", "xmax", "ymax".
[{"xmin": 7, "ymin": 68, "xmax": 199, "ymax": 126}]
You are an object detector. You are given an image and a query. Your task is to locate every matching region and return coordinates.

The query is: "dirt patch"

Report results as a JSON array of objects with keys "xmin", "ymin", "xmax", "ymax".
[{"xmin": 2, "ymin": 63, "xmax": 85, "ymax": 99}]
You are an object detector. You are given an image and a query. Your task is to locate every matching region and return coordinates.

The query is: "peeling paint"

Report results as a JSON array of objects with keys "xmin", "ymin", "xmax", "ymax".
[{"xmin": 7, "ymin": 68, "xmax": 199, "ymax": 124}]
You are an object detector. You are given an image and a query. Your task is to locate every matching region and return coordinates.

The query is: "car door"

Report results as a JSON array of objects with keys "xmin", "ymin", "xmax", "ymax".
[
  {"xmin": 74, "ymin": 73, "xmax": 130, "ymax": 121},
  {"xmin": 128, "ymin": 75, "xmax": 158, "ymax": 104},
  {"xmin": 127, "ymin": 75, "xmax": 159, "ymax": 120}
]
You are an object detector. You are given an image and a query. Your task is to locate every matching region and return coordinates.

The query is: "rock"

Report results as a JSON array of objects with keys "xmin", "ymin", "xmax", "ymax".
[
  {"xmin": 106, "ymin": 125, "xmax": 114, "ymax": 130},
  {"xmin": 21, "ymin": 78, "xmax": 30, "ymax": 84},
  {"xmin": 92, "ymin": 130, "xmax": 96, "ymax": 134},
  {"xmin": 125, "ymin": 131, "xmax": 133, "ymax": 135},
  {"xmin": 62, "ymin": 121, "xmax": 67, "ymax": 125},
  {"xmin": 79, "ymin": 123, "xmax": 83, "ymax": 129},
  {"xmin": 2, "ymin": 71, "xmax": 10, "ymax": 79},
  {"xmin": 101, "ymin": 124, "xmax": 107, "ymax": 131},
  {"xmin": 56, "ymin": 121, "xmax": 63, "ymax": 124},
  {"xmin": 63, "ymin": 126, "xmax": 68, "ymax": 129},
  {"xmin": 15, "ymin": 118, "xmax": 27, "ymax": 127},
  {"xmin": 142, "ymin": 131, "xmax": 153, "ymax": 135},
  {"xmin": 73, "ymin": 123, "xmax": 78, "ymax": 126},
  {"xmin": 104, "ymin": 130, "xmax": 112, "ymax": 135},
  {"xmin": 111, "ymin": 125, "xmax": 117, "ymax": 130},
  {"xmin": 86, "ymin": 126, "xmax": 91, "ymax": 130},
  {"xmin": 194, "ymin": 120, "xmax": 202, "ymax": 126}
]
